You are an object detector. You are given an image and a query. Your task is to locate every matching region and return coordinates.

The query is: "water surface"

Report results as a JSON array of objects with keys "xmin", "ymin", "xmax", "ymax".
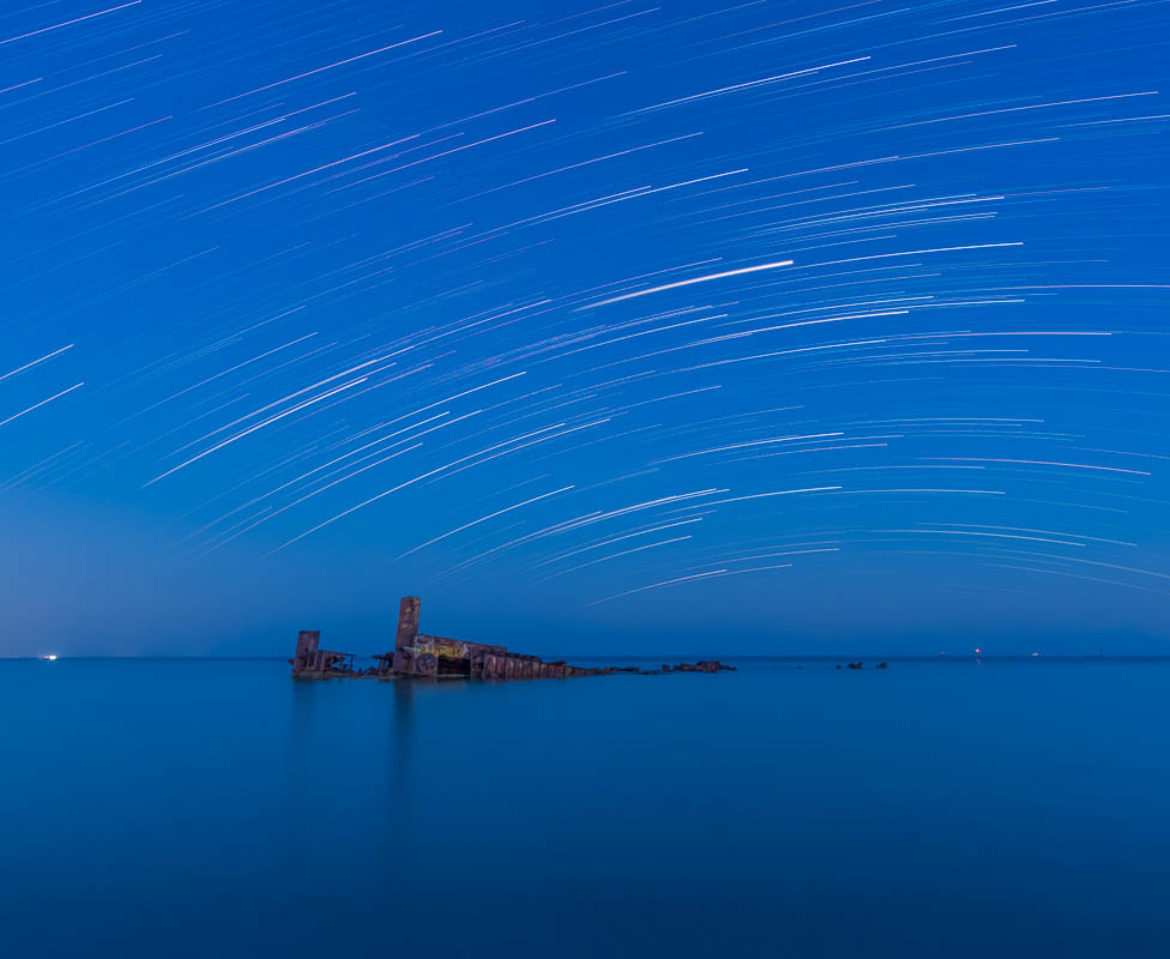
[{"xmin": 3, "ymin": 658, "xmax": 1168, "ymax": 957}]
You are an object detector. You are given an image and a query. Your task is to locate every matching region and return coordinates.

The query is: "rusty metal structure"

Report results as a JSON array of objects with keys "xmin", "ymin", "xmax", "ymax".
[
  {"xmin": 291, "ymin": 596, "xmax": 735, "ymax": 681},
  {"xmin": 291, "ymin": 630, "xmax": 354, "ymax": 676},
  {"xmin": 374, "ymin": 596, "xmax": 610, "ymax": 679}
]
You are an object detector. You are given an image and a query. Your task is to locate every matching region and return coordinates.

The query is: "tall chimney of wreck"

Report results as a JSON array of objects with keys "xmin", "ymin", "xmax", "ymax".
[
  {"xmin": 396, "ymin": 596, "xmax": 420, "ymax": 651},
  {"xmin": 293, "ymin": 630, "xmax": 320, "ymax": 676}
]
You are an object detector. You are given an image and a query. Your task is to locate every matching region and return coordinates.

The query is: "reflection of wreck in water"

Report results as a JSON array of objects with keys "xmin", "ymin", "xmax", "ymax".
[{"xmin": 291, "ymin": 596, "xmax": 735, "ymax": 681}]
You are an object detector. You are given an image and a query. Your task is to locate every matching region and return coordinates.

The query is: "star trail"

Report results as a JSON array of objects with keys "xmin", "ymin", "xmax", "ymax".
[{"xmin": 1, "ymin": 0, "xmax": 1167, "ymax": 654}]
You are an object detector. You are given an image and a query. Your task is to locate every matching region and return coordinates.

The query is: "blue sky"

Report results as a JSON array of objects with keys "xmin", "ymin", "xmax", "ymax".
[{"xmin": 1, "ymin": 0, "xmax": 1168, "ymax": 656}]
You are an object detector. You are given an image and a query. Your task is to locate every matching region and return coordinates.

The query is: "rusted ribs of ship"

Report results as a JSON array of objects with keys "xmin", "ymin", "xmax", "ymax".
[{"xmin": 290, "ymin": 596, "xmax": 735, "ymax": 681}]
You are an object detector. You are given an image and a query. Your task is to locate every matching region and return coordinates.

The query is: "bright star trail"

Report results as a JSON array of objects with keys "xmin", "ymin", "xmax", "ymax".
[{"xmin": 0, "ymin": 0, "xmax": 1167, "ymax": 654}]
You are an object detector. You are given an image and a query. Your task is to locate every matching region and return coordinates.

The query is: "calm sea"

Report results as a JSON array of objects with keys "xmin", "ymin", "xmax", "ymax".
[{"xmin": 3, "ymin": 657, "xmax": 1168, "ymax": 957}]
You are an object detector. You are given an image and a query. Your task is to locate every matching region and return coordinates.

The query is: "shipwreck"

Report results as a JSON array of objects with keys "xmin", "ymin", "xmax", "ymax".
[{"xmin": 291, "ymin": 596, "xmax": 734, "ymax": 680}]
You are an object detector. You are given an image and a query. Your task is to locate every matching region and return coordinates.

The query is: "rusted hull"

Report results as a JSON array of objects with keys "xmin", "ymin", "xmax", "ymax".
[{"xmin": 291, "ymin": 598, "xmax": 734, "ymax": 681}]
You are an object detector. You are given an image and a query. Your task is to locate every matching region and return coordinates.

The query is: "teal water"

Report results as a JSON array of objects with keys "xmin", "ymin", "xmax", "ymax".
[{"xmin": 3, "ymin": 658, "xmax": 1169, "ymax": 957}]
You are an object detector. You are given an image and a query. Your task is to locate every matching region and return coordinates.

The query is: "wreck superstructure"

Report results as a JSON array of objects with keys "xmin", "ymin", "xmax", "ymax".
[
  {"xmin": 294, "ymin": 597, "xmax": 613, "ymax": 680},
  {"xmin": 291, "ymin": 630, "xmax": 352, "ymax": 676},
  {"xmin": 291, "ymin": 596, "xmax": 735, "ymax": 681},
  {"xmin": 377, "ymin": 596, "xmax": 607, "ymax": 679}
]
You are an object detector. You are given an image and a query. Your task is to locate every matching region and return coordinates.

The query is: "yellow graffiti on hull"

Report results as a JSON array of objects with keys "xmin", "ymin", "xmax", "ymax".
[{"xmin": 414, "ymin": 637, "xmax": 470, "ymax": 660}]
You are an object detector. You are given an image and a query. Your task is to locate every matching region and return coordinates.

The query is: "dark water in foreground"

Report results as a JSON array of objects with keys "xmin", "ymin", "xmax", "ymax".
[{"xmin": 2, "ymin": 658, "xmax": 1169, "ymax": 958}]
